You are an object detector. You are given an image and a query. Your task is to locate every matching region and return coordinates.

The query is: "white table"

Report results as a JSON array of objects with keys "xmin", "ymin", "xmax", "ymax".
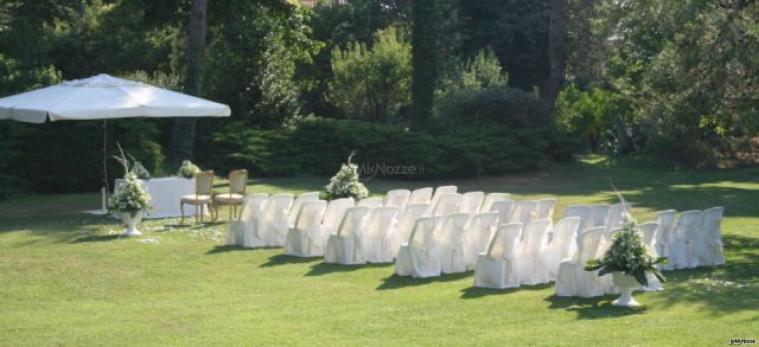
[{"xmin": 114, "ymin": 177, "xmax": 206, "ymax": 219}]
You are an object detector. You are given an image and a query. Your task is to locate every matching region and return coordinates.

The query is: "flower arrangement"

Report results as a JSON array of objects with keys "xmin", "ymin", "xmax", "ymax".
[
  {"xmin": 177, "ymin": 160, "xmax": 201, "ymax": 179},
  {"xmin": 324, "ymin": 151, "xmax": 369, "ymax": 200},
  {"xmin": 584, "ymin": 189, "xmax": 667, "ymax": 286},
  {"xmin": 108, "ymin": 145, "xmax": 151, "ymax": 216},
  {"xmin": 131, "ymin": 160, "xmax": 151, "ymax": 180}
]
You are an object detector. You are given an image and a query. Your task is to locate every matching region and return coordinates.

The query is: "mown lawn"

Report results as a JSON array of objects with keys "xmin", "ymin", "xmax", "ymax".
[{"xmin": 1, "ymin": 156, "xmax": 757, "ymax": 346}]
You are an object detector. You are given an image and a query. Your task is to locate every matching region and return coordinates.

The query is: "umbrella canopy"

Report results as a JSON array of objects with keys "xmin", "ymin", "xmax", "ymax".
[{"xmin": 0, "ymin": 73, "xmax": 230, "ymax": 123}]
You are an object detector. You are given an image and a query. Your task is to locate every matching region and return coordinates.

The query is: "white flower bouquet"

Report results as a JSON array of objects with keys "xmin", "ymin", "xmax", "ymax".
[
  {"xmin": 177, "ymin": 160, "xmax": 201, "ymax": 179},
  {"xmin": 108, "ymin": 145, "xmax": 152, "ymax": 216},
  {"xmin": 324, "ymin": 151, "xmax": 369, "ymax": 200}
]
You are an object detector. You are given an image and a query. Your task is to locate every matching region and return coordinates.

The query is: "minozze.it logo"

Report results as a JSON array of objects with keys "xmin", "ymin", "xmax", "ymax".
[{"xmin": 358, "ymin": 162, "xmax": 425, "ymax": 181}]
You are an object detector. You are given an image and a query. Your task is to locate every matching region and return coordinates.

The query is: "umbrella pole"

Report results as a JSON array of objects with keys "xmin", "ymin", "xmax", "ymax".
[{"xmin": 102, "ymin": 119, "xmax": 109, "ymax": 212}]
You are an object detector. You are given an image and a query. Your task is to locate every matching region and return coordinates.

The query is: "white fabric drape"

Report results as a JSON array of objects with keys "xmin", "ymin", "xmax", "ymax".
[
  {"xmin": 395, "ymin": 216, "xmax": 442, "ymax": 278},
  {"xmin": 325, "ymin": 206, "xmax": 370, "ymax": 265},
  {"xmin": 463, "ymin": 212, "xmax": 500, "ymax": 270},
  {"xmin": 362, "ymin": 207, "xmax": 400, "ymax": 263},
  {"xmin": 474, "ymin": 223, "xmax": 522, "ymax": 289},
  {"xmin": 437, "ymin": 213, "xmax": 472, "ymax": 273},
  {"xmin": 284, "ymin": 200, "xmax": 327, "ymax": 257},
  {"xmin": 555, "ymin": 226, "xmax": 607, "ymax": 297},
  {"xmin": 226, "ymin": 193, "xmax": 269, "ymax": 247},
  {"xmin": 257, "ymin": 194, "xmax": 294, "ymax": 247},
  {"xmin": 543, "ymin": 216, "xmax": 581, "ymax": 281},
  {"xmin": 517, "ymin": 219, "xmax": 551, "ymax": 285}
]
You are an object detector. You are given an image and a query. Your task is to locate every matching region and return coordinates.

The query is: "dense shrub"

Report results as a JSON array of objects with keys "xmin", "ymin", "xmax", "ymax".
[{"xmin": 210, "ymin": 117, "xmax": 573, "ymax": 180}]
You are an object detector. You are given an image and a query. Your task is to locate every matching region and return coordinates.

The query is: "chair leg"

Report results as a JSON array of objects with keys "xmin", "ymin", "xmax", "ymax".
[{"xmin": 180, "ymin": 201, "xmax": 185, "ymax": 224}]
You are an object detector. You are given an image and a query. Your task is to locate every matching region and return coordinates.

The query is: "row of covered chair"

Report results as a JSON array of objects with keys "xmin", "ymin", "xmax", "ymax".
[{"xmin": 652, "ymin": 207, "xmax": 725, "ymax": 270}]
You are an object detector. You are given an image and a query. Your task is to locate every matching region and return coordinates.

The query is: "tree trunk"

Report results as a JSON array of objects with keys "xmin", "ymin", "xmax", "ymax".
[
  {"xmin": 168, "ymin": 0, "xmax": 208, "ymax": 165},
  {"xmin": 544, "ymin": 0, "xmax": 568, "ymax": 116},
  {"xmin": 411, "ymin": 0, "xmax": 439, "ymax": 130}
]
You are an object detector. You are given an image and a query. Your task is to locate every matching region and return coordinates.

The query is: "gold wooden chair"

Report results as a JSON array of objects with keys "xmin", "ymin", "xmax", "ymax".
[
  {"xmin": 180, "ymin": 170, "xmax": 215, "ymax": 224},
  {"xmin": 213, "ymin": 169, "xmax": 248, "ymax": 220}
]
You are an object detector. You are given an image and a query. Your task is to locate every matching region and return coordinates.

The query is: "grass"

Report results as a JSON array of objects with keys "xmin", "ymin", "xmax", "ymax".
[{"xmin": 0, "ymin": 156, "xmax": 757, "ymax": 346}]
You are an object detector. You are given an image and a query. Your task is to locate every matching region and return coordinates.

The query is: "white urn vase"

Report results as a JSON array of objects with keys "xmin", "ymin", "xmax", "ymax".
[
  {"xmin": 120, "ymin": 211, "xmax": 144, "ymax": 236},
  {"xmin": 612, "ymin": 272, "xmax": 642, "ymax": 307}
]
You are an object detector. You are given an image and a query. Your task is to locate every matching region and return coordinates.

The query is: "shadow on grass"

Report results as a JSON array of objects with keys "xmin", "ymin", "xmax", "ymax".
[
  {"xmin": 260, "ymin": 254, "xmax": 320, "ymax": 267},
  {"xmin": 459, "ymin": 282, "xmax": 553, "ymax": 299},
  {"xmin": 305, "ymin": 262, "xmax": 390, "ymax": 276},
  {"xmin": 545, "ymin": 294, "xmax": 648, "ymax": 319},
  {"xmin": 70, "ymin": 234, "xmax": 122, "ymax": 243},
  {"xmin": 376, "ymin": 272, "xmax": 472, "ymax": 290},
  {"xmin": 206, "ymin": 244, "xmax": 281, "ymax": 254}
]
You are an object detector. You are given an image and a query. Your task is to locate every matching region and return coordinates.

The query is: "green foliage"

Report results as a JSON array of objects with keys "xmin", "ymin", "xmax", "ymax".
[
  {"xmin": 410, "ymin": 0, "xmax": 441, "ymax": 128},
  {"xmin": 327, "ymin": 27, "xmax": 411, "ymax": 122},
  {"xmin": 210, "ymin": 117, "xmax": 570, "ymax": 180}
]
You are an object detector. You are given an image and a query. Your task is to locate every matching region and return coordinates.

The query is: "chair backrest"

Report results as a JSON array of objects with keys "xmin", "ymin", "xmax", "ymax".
[
  {"xmin": 699, "ymin": 206, "xmax": 724, "ymax": 241},
  {"xmin": 322, "ymin": 198, "xmax": 355, "ymax": 233},
  {"xmin": 395, "ymin": 203, "xmax": 429, "ymax": 241},
  {"xmin": 459, "ymin": 191, "xmax": 485, "ymax": 214},
  {"xmin": 408, "ymin": 216, "xmax": 441, "ymax": 250},
  {"xmin": 365, "ymin": 206, "xmax": 400, "ymax": 240},
  {"xmin": 535, "ymin": 199, "xmax": 556, "ymax": 220},
  {"xmin": 408, "ymin": 187, "xmax": 433, "ymax": 204},
  {"xmin": 288, "ymin": 192, "xmax": 320, "ymax": 226},
  {"xmin": 357, "ymin": 197, "xmax": 383, "ymax": 209},
  {"xmin": 510, "ymin": 200, "xmax": 538, "ymax": 226},
  {"xmin": 336, "ymin": 206, "xmax": 370, "ymax": 237},
  {"xmin": 576, "ymin": 226, "xmax": 606, "ymax": 264},
  {"xmin": 195, "ymin": 170, "xmax": 215, "ymax": 196},
  {"xmin": 654, "ymin": 209, "xmax": 677, "ymax": 244},
  {"xmin": 261, "ymin": 193, "xmax": 294, "ymax": 223},
  {"xmin": 547, "ymin": 216, "xmax": 581, "ymax": 257},
  {"xmin": 489, "ymin": 200, "xmax": 514, "ymax": 224},
  {"xmin": 607, "ymin": 202, "xmax": 632, "ymax": 231},
  {"xmin": 586, "ymin": 204, "xmax": 611, "ymax": 230},
  {"xmin": 383, "ymin": 189, "xmax": 411, "ymax": 209},
  {"xmin": 480, "ymin": 193, "xmax": 511, "ymax": 213},
  {"xmin": 521, "ymin": 218, "xmax": 552, "ymax": 255},
  {"xmin": 674, "ymin": 210, "xmax": 702, "ymax": 240},
  {"xmin": 239, "ymin": 193, "xmax": 269, "ymax": 221},
  {"xmin": 431, "ymin": 193, "xmax": 463, "ymax": 216},
  {"xmin": 638, "ymin": 222, "xmax": 659, "ymax": 250},
  {"xmin": 228, "ymin": 169, "xmax": 248, "ymax": 195},
  {"xmin": 438, "ymin": 213, "xmax": 471, "ymax": 249},
  {"xmin": 467, "ymin": 211, "xmax": 500, "ymax": 247},
  {"xmin": 294, "ymin": 200, "xmax": 327, "ymax": 231},
  {"xmin": 487, "ymin": 223, "xmax": 522, "ymax": 259},
  {"xmin": 561, "ymin": 205, "xmax": 591, "ymax": 224},
  {"xmin": 431, "ymin": 185, "xmax": 458, "ymax": 208}
]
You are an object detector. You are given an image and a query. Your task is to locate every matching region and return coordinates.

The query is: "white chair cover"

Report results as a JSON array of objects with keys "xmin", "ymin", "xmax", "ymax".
[
  {"xmin": 287, "ymin": 192, "xmax": 320, "ymax": 228},
  {"xmin": 430, "ymin": 185, "xmax": 458, "ymax": 209},
  {"xmin": 459, "ymin": 191, "xmax": 485, "ymax": 214},
  {"xmin": 395, "ymin": 216, "xmax": 442, "ymax": 278},
  {"xmin": 480, "ymin": 193, "xmax": 511, "ymax": 213},
  {"xmin": 383, "ymin": 189, "xmax": 411, "ymax": 210},
  {"xmin": 357, "ymin": 197, "xmax": 383, "ymax": 209},
  {"xmin": 408, "ymin": 187, "xmax": 433, "ymax": 204},
  {"xmin": 555, "ymin": 226, "xmax": 607, "ymax": 297},
  {"xmin": 437, "ymin": 213, "xmax": 472, "ymax": 273},
  {"xmin": 321, "ymin": 198, "xmax": 355, "ymax": 236},
  {"xmin": 693, "ymin": 206, "xmax": 725, "ymax": 267},
  {"xmin": 518, "ymin": 218, "xmax": 552, "ymax": 285},
  {"xmin": 561, "ymin": 205, "xmax": 591, "ymax": 230},
  {"xmin": 510, "ymin": 200, "xmax": 538, "ymax": 227},
  {"xmin": 535, "ymin": 198, "xmax": 556, "ymax": 220},
  {"xmin": 226, "ymin": 193, "xmax": 269, "ymax": 247},
  {"xmin": 284, "ymin": 200, "xmax": 328, "ymax": 257},
  {"xmin": 362, "ymin": 206, "xmax": 400, "ymax": 263},
  {"xmin": 463, "ymin": 212, "xmax": 500, "ymax": 270},
  {"xmin": 257, "ymin": 193, "xmax": 294, "ymax": 247},
  {"xmin": 489, "ymin": 200, "xmax": 514, "ymax": 224},
  {"xmin": 542, "ymin": 216, "xmax": 581, "ymax": 281},
  {"xmin": 585, "ymin": 204, "xmax": 611, "ymax": 231},
  {"xmin": 430, "ymin": 193, "xmax": 463, "ymax": 216},
  {"xmin": 654, "ymin": 210, "xmax": 677, "ymax": 270},
  {"xmin": 473, "ymin": 223, "xmax": 522, "ymax": 289},
  {"xmin": 638, "ymin": 221, "xmax": 663, "ymax": 291},
  {"xmin": 670, "ymin": 210, "xmax": 702, "ymax": 269},
  {"xmin": 390, "ymin": 203, "xmax": 429, "ymax": 257},
  {"xmin": 324, "ymin": 206, "xmax": 370, "ymax": 265}
]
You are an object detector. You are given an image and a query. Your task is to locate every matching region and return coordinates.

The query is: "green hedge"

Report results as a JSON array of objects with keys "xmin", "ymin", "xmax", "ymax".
[{"xmin": 208, "ymin": 118, "xmax": 577, "ymax": 180}]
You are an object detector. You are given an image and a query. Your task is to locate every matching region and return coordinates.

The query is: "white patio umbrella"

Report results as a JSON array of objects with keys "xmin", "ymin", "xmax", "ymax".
[{"xmin": 0, "ymin": 73, "xmax": 231, "ymax": 212}]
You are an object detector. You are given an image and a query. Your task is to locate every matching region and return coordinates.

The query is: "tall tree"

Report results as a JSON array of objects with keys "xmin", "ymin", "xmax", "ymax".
[
  {"xmin": 544, "ymin": 0, "xmax": 568, "ymax": 114},
  {"xmin": 168, "ymin": 0, "xmax": 208, "ymax": 164},
  {"xmin": 410, "ymin": 0, "xmax": 439, "ymax": 129}
]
